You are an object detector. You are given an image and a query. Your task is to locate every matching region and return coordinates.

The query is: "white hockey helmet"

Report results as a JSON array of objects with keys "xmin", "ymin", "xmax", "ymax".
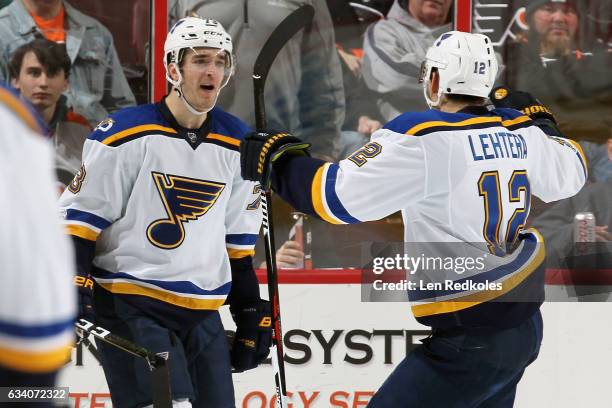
[
  {"xmin": 419, "ymin": 31, "xmax": 498, "ymax": 108},
  {"xmin": 164, "ymin": 17, "xmax": 234, "ymax": 114}
]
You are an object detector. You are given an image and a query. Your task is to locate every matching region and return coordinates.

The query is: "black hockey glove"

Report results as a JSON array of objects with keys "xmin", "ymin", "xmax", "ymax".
[
  {"xmin": 240, "ymin": 130, "xmax": 310, "ymax": 189},
  {"xmin": 74, "ymin": 274, "xmax": 94, "ymax": 322},
  {"xmin": 490, "ymin": 86, "xmax": 563, "ymax": 137},
  {"xmin": 230, "ymin": 299, "xmax": 273, "ymax": 372}
]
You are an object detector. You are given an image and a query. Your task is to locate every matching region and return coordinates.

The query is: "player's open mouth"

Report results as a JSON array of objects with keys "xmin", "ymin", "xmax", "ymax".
[
  {"xmin": 426, "ymin": 0, "xmax": 444, "ymax": 8},
  {"xmin": 201, "ymin": 84, "xmax": 215, "ymax": 91}
]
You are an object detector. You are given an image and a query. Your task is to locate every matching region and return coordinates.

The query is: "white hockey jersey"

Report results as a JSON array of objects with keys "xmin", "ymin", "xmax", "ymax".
[
  {"xmin": 0, "ymin": 86, "xmax": 75, "ymax": 373},
  {"xmin": 59, "ymin": 101, "xmax": 262, "ymax": 315},
  {"xmin": 274, "ymin": 106, "xmax": 587, "ymax": 327}
]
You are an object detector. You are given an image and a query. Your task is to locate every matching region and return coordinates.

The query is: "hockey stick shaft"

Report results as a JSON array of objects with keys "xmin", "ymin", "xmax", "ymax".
[{"xmin": 252, "ymin": 5, "xmax": 315, "ymax": 408}]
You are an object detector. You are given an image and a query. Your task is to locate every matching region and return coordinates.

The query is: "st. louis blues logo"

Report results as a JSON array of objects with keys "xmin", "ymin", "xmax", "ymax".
[{"xmin": 147, "ymin": 172, "xmax": 226, "ymax": 249}]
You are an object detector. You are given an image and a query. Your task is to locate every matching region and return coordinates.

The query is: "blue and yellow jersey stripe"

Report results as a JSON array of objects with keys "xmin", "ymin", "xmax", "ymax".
[
  {"xmin": 87, "ymin": 103, "xmax": 250, "ymax": 150},
  {"xmin": 566, "ymin": 139, "xmax": 588, "ymax": 180},
  {"xmin": 226, "ymin": 233, "xmax": 257, "ymax": 259},
  {"xmin": 410, "ymin": 229, "xmax": 545, "ymax": 318},
  {"xmin": 94, "ymin": 270, "xmax": 231, "ymax": 310},
  {"xmin": 100, "ymin": 124, "xmax": 178, "ymax": 146},
  {"xmin": 0, "ymin": 85, "xmax": 45, "ymax": 134},
  {"xmin": 311, "ymin": 163, "xmax": 360, "ymax": 225},
  {"xmin": 64, "ymin": 209, "xmax": 112, "ymax": 241},
  {"xmin": 208, "ymin": 132, "xmax": 241, "ymax": 148},
  {"xmin": 0, "ymin": 318, "xmax": 74, "ymax": 373},
  {"xmin": 384, "ymin": 108, "xmax": 532, "ymax": 137}
]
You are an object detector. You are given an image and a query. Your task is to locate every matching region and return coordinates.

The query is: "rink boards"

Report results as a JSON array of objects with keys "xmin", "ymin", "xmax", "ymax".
[{"xmin": 58, "ymin": 273, "xmax": 612, "ymax": 408}]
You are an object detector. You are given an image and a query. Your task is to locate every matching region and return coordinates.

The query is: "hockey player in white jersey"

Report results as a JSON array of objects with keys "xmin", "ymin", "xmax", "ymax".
[
  {"xmin": 0, "ymin": 84, "xmax": 76, "ymax": 395},
  {"xmin": 59, "ymin": 17, "xmax": 270, "ymax": 407},
  {"xmin": 240, "ymin": 32, "xmax": 587, "ymax": 407}
]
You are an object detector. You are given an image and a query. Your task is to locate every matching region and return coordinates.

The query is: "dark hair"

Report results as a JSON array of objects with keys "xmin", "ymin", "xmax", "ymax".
[{"xmin": 8, "ymin": 39, "xmax": 71, "ymax": 80}]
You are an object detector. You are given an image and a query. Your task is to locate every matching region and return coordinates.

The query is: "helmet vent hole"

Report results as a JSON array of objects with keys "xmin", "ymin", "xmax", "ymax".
[{"xmin": 447, "ymin": 88, "xmax": 451, "ymax": 92}]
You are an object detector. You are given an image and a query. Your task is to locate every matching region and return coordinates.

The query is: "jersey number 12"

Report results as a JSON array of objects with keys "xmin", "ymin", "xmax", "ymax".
[{"xmin": 478, "ymin": 170, "xmax": 530, "ymax": 255}]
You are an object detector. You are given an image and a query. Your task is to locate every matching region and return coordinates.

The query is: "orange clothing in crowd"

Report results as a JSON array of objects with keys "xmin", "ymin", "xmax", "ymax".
[{"xmin": 30, "ymin": 6, "xmax": 66, "ymax": 43}]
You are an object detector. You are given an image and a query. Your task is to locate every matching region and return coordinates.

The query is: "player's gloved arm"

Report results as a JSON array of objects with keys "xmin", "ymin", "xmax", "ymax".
[
  {"xmin": 490, "ymin": 86, "xmax": 563, "ymax": 137},
  {"xmin": 227, "ymin": 256, "xmax": 272, "ymax": 372},
  {"xmin": 71, "ymin": 236, "xmax": 96, "ymax": 321},
  {"xmin": 240, "ymin": 129, "xmax": 328, "ymax": 219},
  {"xmin": 240, "ymin": 130, "xmax": 311, "ymax": 190}
]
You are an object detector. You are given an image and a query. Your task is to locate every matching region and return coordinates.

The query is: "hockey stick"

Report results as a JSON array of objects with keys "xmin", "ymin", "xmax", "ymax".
[
  {"xmin": 252, "ymin": 5, "xmax": 315, "ymax": 408},
  {"xmin": 75, "ymin": 318, "xmax": 172, "ymax": 408}
]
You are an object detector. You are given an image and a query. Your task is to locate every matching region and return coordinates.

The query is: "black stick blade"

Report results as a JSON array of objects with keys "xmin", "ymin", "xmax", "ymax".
[{"xmin": 253, "ymin": 5, "xmax": 315, "ymax": 130}]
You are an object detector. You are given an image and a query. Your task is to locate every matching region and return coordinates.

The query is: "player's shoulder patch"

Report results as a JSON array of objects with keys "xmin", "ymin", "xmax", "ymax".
[
  {"xmin": 205, "ymin": 107, "xmax": 252, "ymax": 151},
  {"xmin": 89, "ymin": 104, "xmax": 177, "ymax": 147},
  {"xmin": 0, "ymin": 84, "xmax": 46, "ymax": 135}
]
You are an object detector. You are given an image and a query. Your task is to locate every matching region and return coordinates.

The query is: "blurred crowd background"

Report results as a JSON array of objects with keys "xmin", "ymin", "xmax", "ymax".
[{"xmin": 1, "ymin": 0, "xmax": 610, "ymax": 271}]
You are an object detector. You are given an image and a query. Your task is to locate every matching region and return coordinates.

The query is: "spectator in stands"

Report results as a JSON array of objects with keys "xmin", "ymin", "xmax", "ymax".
[
  {"xmin": 505, "ymin": 0, "xmax": 612, "ymax": 143},
  {"xmin": 533, "ymin": 128, "xmax": 612, "ymax": 270},
  {"xmin": 169, "ymin": 0, "xmax": 345, "ymax": 159},
  {"xmin": 9, "ymin": 39, "xmax": 90, "ymax": 189},
  {"xmin": 361, "ymin": 0, "xmax": 452, "ymax": 121},
  {"xmin": 327, "ymin": 0, "xmax": 385, "ymax": 157},
  {"xmin": 0, "ymin": 0, "xmax": 136, "ymax": 125}
]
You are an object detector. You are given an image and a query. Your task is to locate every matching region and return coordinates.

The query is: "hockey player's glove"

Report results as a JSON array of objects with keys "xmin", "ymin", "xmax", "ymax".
[
  {"xmin": 240, "ymin": 130, "xmax": 310, "ymax": 189},
  {"xmin": 230, "ymin": 299, "xmax": 273, "ymax": 372},
  {"xmin": 490, "ymin": 86, "xmax": 564, "ymax": 137},
  {"xmin": 74, "ymin": 274, "xmax": 94, "ymax": 322}
]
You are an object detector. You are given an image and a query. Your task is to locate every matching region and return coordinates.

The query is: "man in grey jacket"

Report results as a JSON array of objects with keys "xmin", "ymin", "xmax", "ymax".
[
  {"xmin": 170, "ymin": 0, "xmax": 345, "ymax": 158},
  {"xmin": 0, "ymin": 0, "xmax": 136, "ymax": 125},
  {"xmin": 361, "ymin": 0, "xmax": 451, "ymax": 121}
]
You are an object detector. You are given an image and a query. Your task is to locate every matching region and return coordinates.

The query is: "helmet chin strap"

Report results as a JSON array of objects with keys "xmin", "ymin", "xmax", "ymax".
[
  {"xmin": 423, "ymin": 77, "xmax": 443, "ymax": 109},
  {"xmin": 168, "ymin": 63, "xmax": 216, "ymax": 116},
  {"xmin": 176, "ymin": 84, "xmax": 214, "ymax": 116}
]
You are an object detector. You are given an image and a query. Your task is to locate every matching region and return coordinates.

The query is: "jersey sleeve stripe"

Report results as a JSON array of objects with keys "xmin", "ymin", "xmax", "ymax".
[
  {"xmin": 566, "ymin": 139, "xmax": 589, "ymax": 180},
  {"xmin": 207, "ymin": 133, "xmax": 241, "ymax": 147},
  {"xmin": 411, "ymin": 230, "xmax": 545, "ymax": 317},
  {"xmin": 66, "ymin": 209, "xmax": 112, "ymax": 229},
  {"xmin": 311, "ymin": 163, "xmax": 344, "ymax": 224},
  {"xmin": 96, "ymin": 282, "xmax": 227, "ymax": 310},
  {"xmin": 65, "ymin": 224, "xmax": 100, "ymax": 241},
  {"xmin": 0, "ymin": 87, "xmax": 43, "ymax": 134},
  {"xmin": 324, "ymin": 164, "xmax": 361, "ymax": 224},
  {"xmin": 0, "ymin": 343, "xmax": 73, "ymax": 373},
  {"xmin": 225, "ymin": 234, "xmax": 258, "ymax": 246},
  {"xmin": 227, "ymin": 248, "xmax": 256, "ymax": 259},
  {"xmin": 100, "ymin": 124, "xmax": 178, "ymax": 145}
]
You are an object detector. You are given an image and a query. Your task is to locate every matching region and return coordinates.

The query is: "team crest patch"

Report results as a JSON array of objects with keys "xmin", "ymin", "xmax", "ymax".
[
  {"xmin": 94, "ymin": 118, "xmax": 114, "ymax": 132},
  {"xmin": 494, "ymin": 88, "xmax": 508, "ymax": 100},
  {"xmin": 147, "ymin": 172, "xmax": 226, "ymax": 249},
  {"xmin": 68, "ymin": 164, "xmax": 86, "ymax": 194}
]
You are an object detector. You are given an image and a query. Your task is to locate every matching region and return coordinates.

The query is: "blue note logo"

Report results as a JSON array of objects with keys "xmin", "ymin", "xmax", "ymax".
[{"xmin": 147, "ymin": 172, "xmax": 226, "ymax": 249}]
